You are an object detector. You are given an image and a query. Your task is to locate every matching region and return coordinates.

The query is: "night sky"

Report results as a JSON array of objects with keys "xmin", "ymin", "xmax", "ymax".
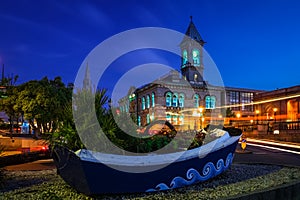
[{"xmin": 1, "ymin": 0, "xmax": 300, "ymax": 93}]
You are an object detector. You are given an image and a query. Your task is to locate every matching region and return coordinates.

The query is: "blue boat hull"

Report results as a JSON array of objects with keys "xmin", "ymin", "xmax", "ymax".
[{"xmin": 53, "ymin": 137, "xmax": 239, "ymax": 195}]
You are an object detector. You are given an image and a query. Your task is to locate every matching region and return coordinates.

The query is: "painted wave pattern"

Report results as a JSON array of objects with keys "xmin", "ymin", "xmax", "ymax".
[{"xmin": 146, "ymin": 153, "xmax": 233, "ymax": 192}]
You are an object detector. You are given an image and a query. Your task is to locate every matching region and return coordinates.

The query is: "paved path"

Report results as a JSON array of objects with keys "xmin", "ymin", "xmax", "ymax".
[{"xmin": 3, "ymin": 159, "xmax": 55, "ymax": 171}]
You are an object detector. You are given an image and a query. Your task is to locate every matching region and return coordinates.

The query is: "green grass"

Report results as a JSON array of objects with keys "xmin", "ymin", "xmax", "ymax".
[{"xmin": 1, "ymin": 167, "xmax": 300, "ymax": 200}]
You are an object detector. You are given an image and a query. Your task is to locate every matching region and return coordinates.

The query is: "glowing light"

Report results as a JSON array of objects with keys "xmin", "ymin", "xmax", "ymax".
[{"xmin": 217, "ymin": 93, "xmax": 300, "ymax": 109}]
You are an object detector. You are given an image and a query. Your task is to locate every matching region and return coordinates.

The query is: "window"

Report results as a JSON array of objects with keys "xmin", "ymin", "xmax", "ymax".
[
  {"xmin": 205, "ymin": 96, "xmax": 216, "ymax": 109},
  {"xmin": 179, "ymin": 115, "xmax": 184, "ymax": 125},
  {"xmin": 137, "ymin": 116, "xmax": 141, "ymax": 127},
  {"xmin": 194, "ymin": 73, "xmax": 198, "ymax": 82},
  {"xmin": 146, "ymin": 114, "xmax": 150, "ymax": 124},
  {"xmin": 241, "ymin": 92, "xmax": 253, "ymax": 111},
  {"xmin": 211, "ymin": 96, "xmax": 216, "ymax": 109},
  {"xmin": 229, "ymin": 91, "xmax": 240, "ymax": 111},
  {"xmin": 166, "ymin": 114, "xmax": 171, "ymax": 122},
  {"xmin": 194, "ymin": 94, "xmax": 199, "ymax": 108},
  {"xmin": 179, "ymin": 94, "xmax": 184, "ymax": 108},
  {"xmin": 151, "ymin": 92, "xmax": 155, "ymax": 107},
  {"xmin": 146, "ymin": 95, "xmax": 150, "ymax": 108},
  {"xmin": 173, "ymin": 93, "xmax": 178, "ymax": 107},
  {"xmin": 182, "ymin": 49, "xmax": 188, "ymax": 66},
  {"xmin": 142, "ymin": 97, "xmax": 145, "ymax": 110},
  {"xmin": 173, "ymin": 115, "xmax": 178, "ymax": 125},
  {"xmin": 192, "ymin": 49, "xmax": 200, "ymax": 66},
  {"xmin": 166, "ymin": 92, "xmax": 172, "ymax": 107}
]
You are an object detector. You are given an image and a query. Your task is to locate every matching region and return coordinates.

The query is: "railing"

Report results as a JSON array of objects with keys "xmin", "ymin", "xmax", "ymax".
[{"xmin": 279, "ymin": 121, "xmax": 300, "ymax": 130}]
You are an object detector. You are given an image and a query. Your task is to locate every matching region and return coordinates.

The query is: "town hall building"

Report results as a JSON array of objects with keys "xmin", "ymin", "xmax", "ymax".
[{"xmin": 118, "ymin": 17, "xmax": 262, "ymax": 130}]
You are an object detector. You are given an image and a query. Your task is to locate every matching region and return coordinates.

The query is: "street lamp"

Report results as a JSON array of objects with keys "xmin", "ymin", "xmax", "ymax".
[
  {"xmin": 273, "ymin": 108, "xmax": 278, "ymax": 122},
  {"xmin": 255, "ymin": 110, "xmax": 260, "ymax": 124}
]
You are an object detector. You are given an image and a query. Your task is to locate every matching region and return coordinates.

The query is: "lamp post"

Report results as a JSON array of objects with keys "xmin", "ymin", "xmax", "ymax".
[
  {"xmin": 273, "ymin": 108, "xmax": 278, "ymax": 123},
  {"xmin": 255, "ymin": 110, "xmax": 260, "ymax": 124}
]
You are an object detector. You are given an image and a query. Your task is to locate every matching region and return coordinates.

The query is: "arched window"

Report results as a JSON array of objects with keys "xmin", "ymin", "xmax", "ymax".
[
  {"xmin": 166, "ymin": 92, "xmax": 172, "ymax": 107},
  {"xmin": 146, "ymin": 114, "xmax": 150, "ymax": 124},
  {"xmin": 211, "ymin": 96, "xmax": 216, "ymax": 109},
  {"xmin": 182, "ymin": 49, "xmax": 188, "ymax": 66},
  {"xmin": 179, "ymin": 93, "xmax": 184, "ymax": 108},
  {"xmin": 142, "ymin": 97, "xmax": 145, "ymax": 110},
  {"xmin": 137, "ymin": 116, "xmax": 141, "ymax": 127},
  {"xmin": 194, "ymin": 94, "xmax": 199, "ymax": 108},
  {"xmin": 205, "ymin": 96, "xmax": 216, "ymax": 109},
  {"xmin": 172, "ymin": 93, "xmax": 178, "ymax": 107},
  {"xmin": 192, "ymin": 49, "xmax": 200, "ymax": 66},
  {"xmin": 146, "ymin": 95, "xmax": 150, "ymax": 108},
  {"xmin": 205, "ymin": 96, "xmax": 211, "ymax": 109},
  {"xmin": 166, "ymin": 114, "xmax": 171, "ymax": 122},
  {"xmin": 151, "ymin": 92, "xmax": 155, "ymax": 107},
  {"xmin": 194, "ymin": 73, "xmax": 198, "ymax": 82}
]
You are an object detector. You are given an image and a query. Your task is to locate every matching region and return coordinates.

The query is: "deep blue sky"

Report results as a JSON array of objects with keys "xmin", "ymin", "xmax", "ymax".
[{"xmin": 1, "ymin": 0, "xmax": 300, "ymax": 92}]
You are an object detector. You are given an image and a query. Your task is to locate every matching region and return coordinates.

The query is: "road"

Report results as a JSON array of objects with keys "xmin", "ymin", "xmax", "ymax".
[
  {"xmin": 3, "ymin": 139, "xmax": 300, "ymax": 171},
  {"xmin": 234, "ymin": 140, "xmax": 300, "ymax": 167}
]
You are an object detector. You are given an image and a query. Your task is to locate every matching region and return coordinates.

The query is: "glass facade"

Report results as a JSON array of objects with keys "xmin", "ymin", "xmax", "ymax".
[{"xmin": 229, "ymin": 91, "xmax": 253, "ymax": 111}]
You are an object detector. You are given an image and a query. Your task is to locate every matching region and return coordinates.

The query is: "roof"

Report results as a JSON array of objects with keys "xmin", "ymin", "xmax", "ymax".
[{"xmin": 181, "ymin": 16, "xmax": 205, "ymax": 45}]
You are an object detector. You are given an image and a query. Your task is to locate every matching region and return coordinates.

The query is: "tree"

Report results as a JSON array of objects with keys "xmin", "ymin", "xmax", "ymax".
[{"xmin": 14, "ymin": 76, "xmax": 72, "ymax": 134}]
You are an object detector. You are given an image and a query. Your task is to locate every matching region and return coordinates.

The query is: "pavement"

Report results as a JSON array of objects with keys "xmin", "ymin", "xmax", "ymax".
[{"xmin": 3, "ymin": 159, "xmax": 55, "ymax": 171}]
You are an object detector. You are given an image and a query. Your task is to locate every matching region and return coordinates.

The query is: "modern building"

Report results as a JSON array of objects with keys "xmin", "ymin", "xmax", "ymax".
[
  {"xmin": 118, "ymin": 17, "xmax": 262, "ymax": 130},
  {"xmin": 253, "ymin": 85, "xmax": 300, "ymax": 124}
]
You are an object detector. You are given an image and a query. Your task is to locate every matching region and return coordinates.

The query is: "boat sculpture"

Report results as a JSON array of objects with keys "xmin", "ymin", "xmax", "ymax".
[{"xmin": 52, "ymin": 126, "xmax": 241, "ymax": 195}]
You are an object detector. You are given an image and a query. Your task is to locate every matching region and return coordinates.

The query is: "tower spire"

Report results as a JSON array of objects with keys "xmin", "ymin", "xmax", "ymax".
[{"xmin": 83, "ymin": 62, "xmax": 92, "ymax": 91}]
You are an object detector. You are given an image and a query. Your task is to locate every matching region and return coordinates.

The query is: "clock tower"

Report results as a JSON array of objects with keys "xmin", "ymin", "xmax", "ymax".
[{"xmin": 180, "ymin": 16, "xmax": 205, "ymax": 84}]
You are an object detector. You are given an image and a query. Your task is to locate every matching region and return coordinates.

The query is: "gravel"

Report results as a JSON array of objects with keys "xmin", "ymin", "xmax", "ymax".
[{"xmin": 0, "ymin": 164, "xmax": 300, "ymax": 200}]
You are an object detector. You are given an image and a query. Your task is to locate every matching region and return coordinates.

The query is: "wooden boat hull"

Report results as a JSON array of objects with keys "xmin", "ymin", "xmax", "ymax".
[{"xmin": 53, "ymin": 135, "xmax": 240, "ymax": 195}]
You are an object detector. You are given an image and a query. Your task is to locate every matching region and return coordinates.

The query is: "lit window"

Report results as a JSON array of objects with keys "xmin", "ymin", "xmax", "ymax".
[
  {"xmin": 151, "ymin": 92, "xmax": 155, "ymax": 107},
  {"xmin": 194, "ymin": 74, "xmax": 198, "ymax": 82},
  {"xmin": 173, "ymin": 115, "xmax": 178, "ymax": 125},
  {"xmin": 182, "ymin": 49, "xmax": 188, "ymax": 67},
  {"xmin": 146, "ymin": 114, "xmax": 150, "ymax": 124},
  {"xmin": 192, "ymin": 49, "xmax": 200, "ymax": 66},
  {"xmin": 146, "ymin": 95, "xmax": 150, "ymax": 108},
  {"xmin": 173, "ymin": 93, "xmax": 178, "ymax": 107},
  {"xmin": 166, "ymin": 114, "xmax": 171, "ymax": 122},
  {"xmin": 142, "ymin": 97, "xmax": 145, "ymax": 110},
  {"xmin": 194, "ymin": 94, "xmax": 199, "ymax": 108},
  {"xmin": 166, "ymin": 92, "xmax": 172, "ymax": 107},
  {"xmin": 137, "ymin": 116, "xmax": 141, "ymax": 127},
  {"xmin": 179, "ymin": 115, "xmax": 184, "ymax": 125},
  {"xmin": 205, "ymin": 96, "xmax": 216, "ymax": 109},
  {"xmin": 179, "ymin": 94, "xmax": 184, "ymax": 107},
  {"xmin": 211, "ymin": 96, "xmax": 216, "ymax": 109}
]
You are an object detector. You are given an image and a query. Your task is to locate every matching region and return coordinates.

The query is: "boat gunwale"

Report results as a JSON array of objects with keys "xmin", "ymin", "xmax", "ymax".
[{"xmin": 75, "ymin": 134, "xmax": 241, "ymax": 167}]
